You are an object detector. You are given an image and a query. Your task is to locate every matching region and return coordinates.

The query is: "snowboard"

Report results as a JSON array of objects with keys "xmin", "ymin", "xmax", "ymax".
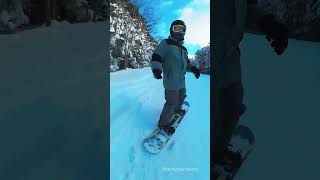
[
  {"xmin": 214, "ymin": 125, "xmax": 255, "ymax": 180},
  {"xmin": 143, "ymin": 101, "xmax": 190, "ymax": 154}
]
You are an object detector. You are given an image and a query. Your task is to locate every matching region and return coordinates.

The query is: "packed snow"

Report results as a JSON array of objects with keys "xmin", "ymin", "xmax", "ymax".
[
  {"xmin": 110, "ymin": 68, "xmax": 210, "ymax": 180},
  {"xmin": 235, "ymin": 33, "xmax": 320, "ymax": 180},
  {"xmin": 0, "ymin": 22, "xmax": 107, "ymax": 180}
]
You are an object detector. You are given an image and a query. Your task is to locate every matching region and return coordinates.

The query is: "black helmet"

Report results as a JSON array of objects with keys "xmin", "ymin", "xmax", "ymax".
[{"xmin": 170, "ymin": 20, "xmax": 186, "ymax": 28}]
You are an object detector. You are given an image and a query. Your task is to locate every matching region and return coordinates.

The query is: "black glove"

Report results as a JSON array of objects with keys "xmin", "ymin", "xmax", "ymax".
[
  {"xmin": 190, "ymin": 66, "xmax": 200, "ymax": 79},
  {"xmin": 152, "ymin": 69, "xmax": 162, "ymax": 79},
  {"xmin": 259, "ymin": 14, "xmax": 289, "ymax": 55},
  {"xmin": 270, "ymin": 37, "xmax": 288, "ymax": 55}
]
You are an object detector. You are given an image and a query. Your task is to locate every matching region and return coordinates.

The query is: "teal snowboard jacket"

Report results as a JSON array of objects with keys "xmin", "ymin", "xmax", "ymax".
[{"xmin": 150, "ymin": 35, "xmax": 196, "ymax": 90}]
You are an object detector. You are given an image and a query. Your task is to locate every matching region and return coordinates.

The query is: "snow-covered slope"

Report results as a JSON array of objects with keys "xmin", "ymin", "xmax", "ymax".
[
  {"xmin": 0, "ymin": 22, "xmax": 107, "ymax": 180},
  {"xmin": 110, "ymin": 68, "xmax": 210, "ymax": 180},
  {"xmin": 235, "ymin": 33, "xmax": 320, "ymax": 179}
]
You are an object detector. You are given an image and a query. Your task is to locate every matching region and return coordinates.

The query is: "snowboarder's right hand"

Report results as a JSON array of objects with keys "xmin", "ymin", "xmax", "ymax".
[
  {"xmin": 190, "ymin": 66, "xmax": 200, "ymax": 79},
  {"xmin": 270, "ymin": 38, "xmax": 288, "ymax": 55},
  {"xmin": 152, "ymin": 69, "xmax": 162, "ymax": 79}
]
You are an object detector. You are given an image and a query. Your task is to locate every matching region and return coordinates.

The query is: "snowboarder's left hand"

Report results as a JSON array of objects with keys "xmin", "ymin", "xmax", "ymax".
[
  {"xmin": 258, "ymin": 14, "xmax": 289, "ymax": 56},
  {"xmin": 190, "ymin": 66, "xmax": 200, "ymax": 79},
  {"xmin": 152, "ymin": 69, "xmax": 162, "ymax": 79}
]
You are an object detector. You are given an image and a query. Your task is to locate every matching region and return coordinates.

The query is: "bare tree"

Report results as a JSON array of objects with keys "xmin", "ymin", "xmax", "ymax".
[{"xmin": 130, "ymin": 0, "xmax": 161, "ymax": 40}]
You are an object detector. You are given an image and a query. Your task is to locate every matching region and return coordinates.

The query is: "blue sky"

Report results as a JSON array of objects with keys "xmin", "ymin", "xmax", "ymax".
[{"xmin": 129, "ymin": 0, "xmax": 210, "ymax": 57}]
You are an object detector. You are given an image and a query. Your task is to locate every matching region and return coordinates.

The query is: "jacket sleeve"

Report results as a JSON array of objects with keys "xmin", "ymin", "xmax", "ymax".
[
  {"xmin": 226, "ymin": 0, "xmax": 247, "ymax": 52},
  {"xmin": 150, "ymin": 40, "xmax": 167, "ymax": 71}
]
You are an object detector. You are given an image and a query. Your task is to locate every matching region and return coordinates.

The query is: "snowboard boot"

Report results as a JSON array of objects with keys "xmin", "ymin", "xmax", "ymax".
[
  {"xmin": 158, "ymin": 124, "xmax": 175, "ymax": 136},
  {"xmin": 174, "ymin": 108, "xmax": 186, "ymax": 116},
  {"xmin": 217, "ymin": 144, "xmax": 243, "ymax": 172}
]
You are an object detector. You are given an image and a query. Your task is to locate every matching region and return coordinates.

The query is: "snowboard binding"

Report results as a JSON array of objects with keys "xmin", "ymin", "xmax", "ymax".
[{"xmin": 158, "ymin": 124, "xmax": 176, "ymax": 135}]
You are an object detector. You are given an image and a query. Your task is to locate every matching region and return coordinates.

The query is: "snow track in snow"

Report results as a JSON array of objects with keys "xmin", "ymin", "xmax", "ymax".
[{"xmin": 110, "ymin": 68, "xmax": 210, "ymax": 180}]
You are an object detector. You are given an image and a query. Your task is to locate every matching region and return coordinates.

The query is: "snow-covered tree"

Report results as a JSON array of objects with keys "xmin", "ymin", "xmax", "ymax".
[
  {"xmin": 0, "ymin": 0, "xmax": 110, "ymax": 32},
  {"xmin": 194, "ymin": 44, "xmax": 210, "ymax": 74},
  {"xmin": 249, "ymin": 0, "xmax": 320, "ymax": 41},
  {"xmin": 0, "ymin": 0, "xmax": 29, "ymax": 32},
  {"xmin": 110, "ymin": 0, "xmax": 156, "ymax": 71},
  {"xmin": 128, "ymin": 0, "xmax": 161, "ymax": 42}
]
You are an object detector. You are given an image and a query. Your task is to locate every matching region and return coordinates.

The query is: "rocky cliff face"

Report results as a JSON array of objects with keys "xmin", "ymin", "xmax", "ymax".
[{"xmin": 110, "ymin": 0, "xmax": 157, "ymax": 71}]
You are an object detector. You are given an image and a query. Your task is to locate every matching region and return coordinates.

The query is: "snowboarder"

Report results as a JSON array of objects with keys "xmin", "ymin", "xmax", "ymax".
[
  {"xmin": 212, "ymin": 0, "xmax": 288, "ymax": 175},
  {"xmin": 150, "ymin": 19, "xmax": 201, "ymax": 135}
]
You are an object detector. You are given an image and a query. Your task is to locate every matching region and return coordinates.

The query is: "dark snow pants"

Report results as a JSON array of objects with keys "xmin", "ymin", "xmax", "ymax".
[
  {"xmin": 158, "ymin": 88, "xmax": 187, "ymax": 127},
  {"xmin": 212, "ymin": 81, "xmax": 245, "ymax": 163}
]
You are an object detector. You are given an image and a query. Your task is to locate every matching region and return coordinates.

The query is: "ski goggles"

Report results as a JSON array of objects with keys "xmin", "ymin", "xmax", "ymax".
[{"xmin": 172, "ymin": 25, "xmax": 186, "ymax": 33}]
